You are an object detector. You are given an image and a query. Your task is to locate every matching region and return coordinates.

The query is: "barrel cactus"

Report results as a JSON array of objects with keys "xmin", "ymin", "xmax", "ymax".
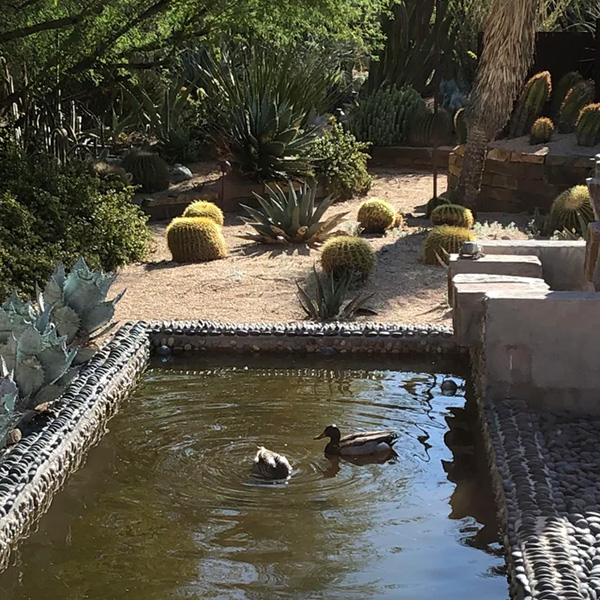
[
  {"xmin": 430, "ymin": 204, "xmax": 474, "ymax": 228},
  {"xmin": 508, "ymin": 71, "xmax": 552, "ymax": 138},
  {"xmin": 350, "ymin": 86, "xmax": 426, "ymax": 146},
  {"xmin": 320, "ymin": 236, "xmax": 376, "ymax": 283},
  {"xmin": 423, "ymin": 226, "xmax": 475, "ymax": 265},
  {"xmin": 552, "ymin": 71, "xmax": 583, "ymax": 118},
  {"xmin": 182, "ymin": 200, "xmax": 224, "ymax": 226},
  {"xmin": 530, "ymin": 117, "xmax": 555, "ymax": 145},
  {"xmin": 167, "ymin": 217, "xmax": 228, "ymax": 263},
  {"xmin": 550, "ymin": 186, "xmax": 594, "ymax": 235},
  {"xmin": 558, "ymin": 80, "xmax": 594, "ymax": 133},
  {"xmin": 454, "ymin": 108, "xmax": 467, "ymax": 145},
  {"xmin": 575, "ymin": 104, "xmax": 600, "ymax": 147},
  {"xmin": 121, "ymin": 148, "xmax": 170, "ymax": 193},
  {"xmin": 409, "ymin": 109, "xmax": 453, "ymax": 147},
  {"xmin": 357, "ymin": 199, "xmax": 397, "ymax": 233},
  {"xmin": 425, "ymin": 192, "xmax": 452, "ymax": 218}
]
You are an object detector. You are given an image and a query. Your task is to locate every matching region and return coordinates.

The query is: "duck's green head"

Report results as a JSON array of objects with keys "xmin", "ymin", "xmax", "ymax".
[{"xmin": 314, "ymin": 424, "xmax": 340, "ymax": 442}]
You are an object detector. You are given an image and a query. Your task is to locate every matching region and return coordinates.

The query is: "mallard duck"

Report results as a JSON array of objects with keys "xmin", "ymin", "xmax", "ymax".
[
  {"xmin": 314, "ymin": 424, "xmax": 398, "ymax": 456},
  {"xmin": 251, "ymin": 446, "xmax": 292, "ymax": 480}
]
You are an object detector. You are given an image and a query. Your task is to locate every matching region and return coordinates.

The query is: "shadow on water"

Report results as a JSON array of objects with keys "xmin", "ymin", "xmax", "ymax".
[{"xmin": 0, "ymin": 354, "xmax": 508, "ymax": 600}]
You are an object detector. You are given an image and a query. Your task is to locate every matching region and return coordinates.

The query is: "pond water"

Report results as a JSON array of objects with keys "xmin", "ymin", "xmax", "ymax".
[{"xmin": 0, "ymin": 355, "xmax": 508, "ymax": 600}]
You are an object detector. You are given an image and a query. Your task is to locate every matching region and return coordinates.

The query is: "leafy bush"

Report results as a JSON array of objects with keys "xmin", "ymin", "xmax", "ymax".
[
  {"xmin": 0, "ymin": 150, "xmax": 149, "ymax": 300},
  {"xmin": 312, "ymin": 120, "xmax": 371, "ymax": 200}
]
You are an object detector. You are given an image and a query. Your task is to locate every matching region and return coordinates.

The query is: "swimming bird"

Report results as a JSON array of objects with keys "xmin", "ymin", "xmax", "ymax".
[
  {"xmin": 251, "ymin": 446, "xmax": 292, "ymax": 480},
  {"xmin": 314, "ymin": 424, "xmax": 398, "ymax": 456}
]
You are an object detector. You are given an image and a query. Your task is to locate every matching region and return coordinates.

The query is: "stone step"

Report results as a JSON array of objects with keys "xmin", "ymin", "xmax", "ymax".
[{"xmin": 452, "ymin": 274, "xmax": 550, "ymax": 347}]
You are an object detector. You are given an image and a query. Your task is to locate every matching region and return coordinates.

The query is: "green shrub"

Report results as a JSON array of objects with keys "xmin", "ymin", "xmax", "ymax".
[
  {"xmin": 0, "ymin": 150, "xmax": 149, "ymax": 301},
  {"xmin": 311, "ymin": 120, "xmax": 371, "ymax": 200}
]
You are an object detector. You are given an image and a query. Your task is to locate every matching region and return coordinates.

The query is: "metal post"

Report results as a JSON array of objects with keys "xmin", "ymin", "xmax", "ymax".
[
  {"xmin": 432, "ymin": 0, "xmax": 441, "ymax": 200},
  {"xmin": 596, "ymin": 18, "xmax": 600, "ymax": 102}
]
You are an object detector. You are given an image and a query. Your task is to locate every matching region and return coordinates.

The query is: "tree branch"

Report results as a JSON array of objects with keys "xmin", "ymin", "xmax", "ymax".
[{"xmin": 0, "ymin": 12, "xmax": 91, "ymax": 44}]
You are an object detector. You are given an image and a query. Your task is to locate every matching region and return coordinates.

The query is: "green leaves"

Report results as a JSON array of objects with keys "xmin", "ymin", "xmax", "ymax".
[
  {"xmin": 240, "ymin": 181, "xmax": 347, "ymax": 244},
  {"xmin": 296, "ymin": 266, "xmax": 375, "ymax": 321}
]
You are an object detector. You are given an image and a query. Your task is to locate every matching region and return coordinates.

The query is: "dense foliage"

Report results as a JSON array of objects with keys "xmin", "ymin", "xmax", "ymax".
[
  {"xmin": 312, "ymin": 121, "xmax": 371, "ymax": 200},
  {"xmin": 0, "ymin": 151, "xmax": 149, "ymax": 300}
]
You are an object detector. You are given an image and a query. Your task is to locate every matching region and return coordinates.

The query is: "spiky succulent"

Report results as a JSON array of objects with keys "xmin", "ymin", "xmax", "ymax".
[
  {"xmin": 423, "ymin": 226, "xmax": 475, "ymax": 265},
  {"xmin": 43, "ymin": 257, "xmax": 125, "ymax": 361},
  {"xmin": 320, "ymin": 235, "xmax": 376, "ymax": 283},
  {"xmin": 167, "ymin": 217, "xmax": 228, "ymax": 262},
  {"xmin": 224, "ymin": 96, "xmax": 318, "ymax": 182},
  {"xmin": 558, "ymin": 80, "xmax": 594, "ymax": 133},
  {"xmin": 430, "ymin": 204, "xmax": 474, "ymax": 228},
  {"xmin": 575, "ymin": 104, "xmax": 600, "ymax": 147},
  {"xmin": 357, "ymin": 199, "xmax": 398, "ymax": 233},
  {"xmin": 182, "ymin": 200, "xmax": 224, "ymax": 226},
  {"xmin": 550, "ymin": 186, "xmax": 594, "ymax": 235},
  {"xmin": 296, "ymin": 266, "xmax": 374, "ymax": 321},
  {"xmin": 240, "ymin": 181, "xmax": 346, "ymax": 244},
  {"xmin": 530, "ymin": 117, "xmax": 554, "ymax": 144},
  {"xmin": 508, "ymin": 71, "xmax": 552, "ymax": 138},
  {"xmin": 552, "ymin": 71, "xmax": 583, "ymax": 118},
  {"xmin": 425, "ymin": 192, "xmax": 452, "ymax": 218}
]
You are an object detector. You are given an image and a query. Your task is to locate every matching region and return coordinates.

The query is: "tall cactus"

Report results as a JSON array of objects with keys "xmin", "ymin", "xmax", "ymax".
[
  {"xmin": 508, "ymin": 71, "xmax": 552, "ymax": 138},
  {"xmin": 558, "ymin": 80, "xmax": 594, "ymax": 133},
  {"xmin": 551, "ymin": 71, "xmax": 583, "ymax": 118},
  {"xmin": 409, "ymin": 108, "xmax": 454, "ymax": 147},
  {"xmin": 575, "ymin": 104, "xmax": 600, "ymax": 147}
]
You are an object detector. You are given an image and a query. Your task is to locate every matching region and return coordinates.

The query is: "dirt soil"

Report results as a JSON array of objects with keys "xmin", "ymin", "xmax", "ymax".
[{"xmin": 114, "ymin": 165, "xmax": 528, "ymax": 327}]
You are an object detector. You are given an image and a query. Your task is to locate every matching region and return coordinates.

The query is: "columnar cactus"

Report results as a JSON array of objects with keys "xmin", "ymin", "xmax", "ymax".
[
  {"xmin": 552, "ymin": 71, "xmax": 583, "ymax": 118},
  {"xmin": 508, "ymin": 71, "xmax": 552, "ymax": 138},
  {"xmin": 409, "ymin": 109, "xmax": 453, "ymax": 147},
  {"xmin": 530, "ymin": 117, "xmax": 555, "ymax": 145},
  {"xmin": 430, "ymin": 204, "xmax": 474, "ymax": 228},
  {"xmin": 575, "ymin": 104, "xmax": 600, "ymax": 147},
  {"xmin": 558, "ymin": 80, "xmax": 594, "ymax": 133},
  {"xmin": 167, "ymin": 217, "xmax": 228, "ymax": 263},
  {"xmin": 357, "ymin": 199, "xmax": 397, "ymax": 233},
  {"xmin": 423, "ymin": 226, "xmax": 475, "ymax": 265}
]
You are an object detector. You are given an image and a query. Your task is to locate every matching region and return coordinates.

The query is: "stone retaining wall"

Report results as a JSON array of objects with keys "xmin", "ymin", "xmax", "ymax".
[{"xmin": 448, "ymin": 145, "xmax": 594, "ymax": 213}]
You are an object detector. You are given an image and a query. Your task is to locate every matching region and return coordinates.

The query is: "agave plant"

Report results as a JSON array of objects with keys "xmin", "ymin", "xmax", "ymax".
[
  {"xmin": 43, "ymin": 257, "xmax": 125, "ymax": 362},
  {"xmin": 240, "ymin": 182, "xmax": 347, "ymax": 244},
  {"xmin": 296, "ymin": 266, "xmax": 375, "ymax": 321}
]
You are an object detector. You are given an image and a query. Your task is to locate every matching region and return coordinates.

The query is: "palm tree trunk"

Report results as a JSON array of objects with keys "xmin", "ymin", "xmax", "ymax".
[{"xmin": 455, "ymin": 0, "xmax": 539, "ymax": 209}]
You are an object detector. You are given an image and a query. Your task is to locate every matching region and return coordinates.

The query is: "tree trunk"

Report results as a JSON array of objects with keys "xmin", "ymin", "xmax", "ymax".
[{"xmin": 454, "ymin": 0, "xmax": 539, "ymax": 209}]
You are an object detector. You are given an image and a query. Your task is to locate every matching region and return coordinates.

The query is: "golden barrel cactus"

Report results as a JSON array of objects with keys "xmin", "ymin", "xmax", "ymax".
[
  {"xmin": 320, "ymin": 236, "xmax": 376, "ymax": 282},
  {"xmin": 430, "ymin": 204, "xmax": 474, "ymax": 228},
  {"xmin": 182, "ymin": 200, "xmax": 224, "ymax": 226},
  {"xmin": 423, "ymin": 226, "xmax": 475, "ymax": 265},
  {"xmin": 529, "ymin": 117, "xmax": 555, "ymax": 145},
  {"xmin": 550, "ymin": 185, "xmax": 594, "ymax": 234},
  {"xmin": 357, "ymin": 199, "xmax": 397, "ymax": 233},
  {"xmin": 166, "ymin": 217, "xmax": 228, "ymax": 263}
]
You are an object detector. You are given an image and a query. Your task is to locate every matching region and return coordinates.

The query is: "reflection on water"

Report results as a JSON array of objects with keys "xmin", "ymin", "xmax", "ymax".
[{"xmin": 0, "ymin": 355, "xmax": 507, "ymax": 600}]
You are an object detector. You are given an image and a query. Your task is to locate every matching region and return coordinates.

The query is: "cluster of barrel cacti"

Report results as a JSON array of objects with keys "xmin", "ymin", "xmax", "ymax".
[
  {"xmin": 182, "ymin": 200, "xmax": 225, "ymax": 225},
  {"xmin": 508, "ymin": 71, "xmax": 552, "ymax": 138},
  {"xmin": 530, "ymin": 117, "xmax": 554, "ymax": 144},
  {"xmin": 575, "ymin": 104, "xmax": 600, "ymax": 147},
  {"xmin": 357, "ymin": 199, "xmax": 401, "ymax": 234},
  {"xmin": 167, "ymin": 212, "xmax": 228, "ymax": 263},
  {"xmin": 350, "ymin": 86, "xmax": 426, "ymax": 146},
  {"xmin": 121, "ymin": 147, "xmax": 170, "ymax": 193}
]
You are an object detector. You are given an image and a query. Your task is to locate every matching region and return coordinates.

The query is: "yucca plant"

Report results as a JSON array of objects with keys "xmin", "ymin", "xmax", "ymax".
[
  {"xmin": 296, "ymin": 266, "xmax": 374, "ymax": 321},
  {"xmin": 240, "ymin": 182, "xmax": 347, "ymax": 244}
]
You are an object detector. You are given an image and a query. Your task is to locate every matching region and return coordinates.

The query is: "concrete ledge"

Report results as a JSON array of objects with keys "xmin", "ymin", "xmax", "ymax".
[
  {"xmin": 481, "ymin": 290, "xmax": 600, "ymax": 413},
  {"xmin": 452, "ymin": 275, "xmax": 549, "ymax": 347},
  {"xmin": 481, "ymin": 240, "xmax": 587, "ymax": 291}
]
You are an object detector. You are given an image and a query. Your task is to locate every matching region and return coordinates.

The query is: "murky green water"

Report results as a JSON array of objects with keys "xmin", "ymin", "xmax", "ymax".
[{"xmin": 0, "ymin": 355, "xmax": 507, "ymax": 600}]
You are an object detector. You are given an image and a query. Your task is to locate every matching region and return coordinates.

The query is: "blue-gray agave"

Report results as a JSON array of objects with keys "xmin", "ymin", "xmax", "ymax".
[{"xmin": 43, "ymin": 257, "xmax": 125, "ymax": 361}]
